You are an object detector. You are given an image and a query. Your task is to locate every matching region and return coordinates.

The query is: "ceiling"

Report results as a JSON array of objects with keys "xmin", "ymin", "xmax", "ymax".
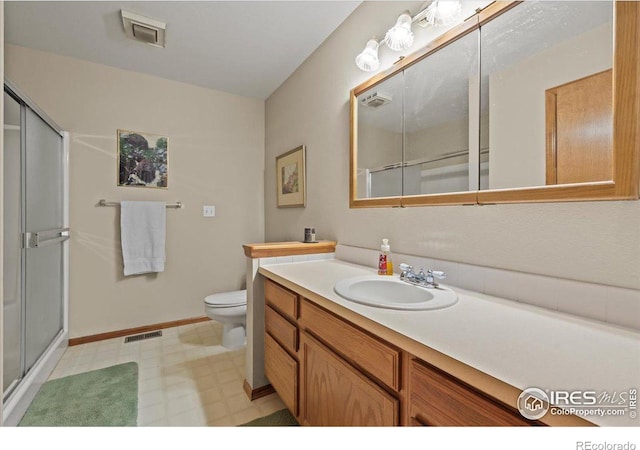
[{"xmin": 5, "ymin": 1, "xmax": 362, "ymax": 100}]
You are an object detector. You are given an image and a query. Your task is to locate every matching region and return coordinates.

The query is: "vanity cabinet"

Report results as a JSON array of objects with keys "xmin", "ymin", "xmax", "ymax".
[
  {"xmin": 263, "ymin": 278, "xmax": 540, "ymax": 427},
  {"xmin": 264, "ymin": 278, "xmax": 401, "ymax": 425}
]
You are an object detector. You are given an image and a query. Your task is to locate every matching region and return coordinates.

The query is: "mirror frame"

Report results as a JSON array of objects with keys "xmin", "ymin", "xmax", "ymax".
[{"xmin": 349, "ymin": 1, "xmax": 640, "ymax": 208}]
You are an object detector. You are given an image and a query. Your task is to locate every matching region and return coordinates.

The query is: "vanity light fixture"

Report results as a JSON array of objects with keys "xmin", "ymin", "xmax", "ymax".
[
  {"xmin": 355, "ymin": 38, "xmax": 380, "ymax": 72},
  {"xmin": 384, "ymin": 11, "xmax": 414, "ymax": 51},
  {"xmin": 422, "ymin": 1, "xmax": 463, "ymax": 27},
  {"xmin": 355, "ymin": 1, "xmax": 464, "ymax": 71}
]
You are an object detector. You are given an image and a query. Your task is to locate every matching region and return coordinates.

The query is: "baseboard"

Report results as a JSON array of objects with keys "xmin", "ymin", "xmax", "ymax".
[
  {"xmin": 243, "ymin": 379, "xmax": 275, "ymax": 401},
  {"xmin": 68, "ymin": 316, "xmax": 211, "ymax": 346}
]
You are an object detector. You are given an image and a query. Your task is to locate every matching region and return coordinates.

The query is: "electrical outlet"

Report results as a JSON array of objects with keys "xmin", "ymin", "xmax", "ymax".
[{"xmin": 203, "ymin": 205, "xmax": 215, "ymax": 217}]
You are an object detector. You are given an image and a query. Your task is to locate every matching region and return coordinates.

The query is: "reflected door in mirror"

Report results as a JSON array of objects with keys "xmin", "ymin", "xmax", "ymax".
[{"xmin": 545, "ymin": 69, "xmax": 613, "ymax": 185}]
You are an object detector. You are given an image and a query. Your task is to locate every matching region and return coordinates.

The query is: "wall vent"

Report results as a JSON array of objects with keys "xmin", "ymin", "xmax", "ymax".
[
  {"xmin": 124, "ymin": 330, "xmax": 162, "ymax": 343},
  {"xmin": 121, "ymin": 10, "xmax": 166, "ymax": 48},
  {"xmin": 359, "ymin": 92, "xmax": 392, "ymax": 108}
]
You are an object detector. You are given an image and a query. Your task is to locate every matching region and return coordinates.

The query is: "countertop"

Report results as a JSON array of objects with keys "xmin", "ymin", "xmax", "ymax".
[
  {"xmin": 259, "ymin": 258, "xmax": 640, "ymax": 427},
  {"xmin": 243, "ymin": 240, "xmax": 337, "ymax": 258}
]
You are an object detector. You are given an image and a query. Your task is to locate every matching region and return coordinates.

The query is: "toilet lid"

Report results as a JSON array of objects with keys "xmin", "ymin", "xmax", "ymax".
[{"xmin": 204, "ymin": 289, "xmax": 247, "ymax": 307}]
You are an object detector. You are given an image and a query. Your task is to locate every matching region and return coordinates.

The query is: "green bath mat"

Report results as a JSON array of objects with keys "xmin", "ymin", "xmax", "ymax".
[
  {"xmin": 19, "ymin": 362, "xmax": 138, "ymax": 427},
  {"xmin": 239, "ymin": 408, "xmax": 299, "ymax": 426}
]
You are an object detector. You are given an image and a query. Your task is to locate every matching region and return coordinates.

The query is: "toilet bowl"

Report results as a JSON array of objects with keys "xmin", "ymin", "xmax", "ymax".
[{"xmin": 204, "ymin": 289, "xmax": 247, "ymax": 349}]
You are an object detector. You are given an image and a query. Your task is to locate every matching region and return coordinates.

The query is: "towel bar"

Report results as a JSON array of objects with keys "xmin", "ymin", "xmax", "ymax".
[{"xmin": 98, "ymin": 199, "xmax": 182, "ymax": 209}]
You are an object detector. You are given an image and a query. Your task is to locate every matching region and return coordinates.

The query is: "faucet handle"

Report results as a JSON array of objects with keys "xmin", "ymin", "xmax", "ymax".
[
  {"xmin": 428, "ymin": 270, "xmax": 446, "ymax": 279},
  {"xmin": 399, "ymin": 263, "xmax": 413, "ymax": 272}
]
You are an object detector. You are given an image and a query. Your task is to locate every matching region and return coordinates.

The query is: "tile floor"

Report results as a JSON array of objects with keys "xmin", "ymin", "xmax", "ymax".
[{"xmin": 48, "ymin": 320, "xmax": 286, "ymax": 426}]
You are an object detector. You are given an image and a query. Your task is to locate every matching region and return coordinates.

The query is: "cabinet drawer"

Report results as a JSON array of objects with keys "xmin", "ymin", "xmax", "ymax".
[
  {"xmin": 265, "ymin": 305, "xmax": 298, "ymax": 354},
  {"xmin": 265, "ymin": 333, "xmax": 298, "ymax": 416},
  {"xmin": 300, "ymin": 298, "xmax": 401, "ymax": 391},
  {"xmin": 410, "ymin": 359, "xmax": 534, "ymax": 426},
  {"xmin": 264, "ymin": 279, "xmax": 298, "ymax": 321}
]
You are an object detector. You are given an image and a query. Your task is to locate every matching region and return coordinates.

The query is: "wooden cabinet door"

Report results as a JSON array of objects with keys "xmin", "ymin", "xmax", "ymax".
[{"xmin": 300, "ymin": 332, "xmax": 399, "ymax": 426}]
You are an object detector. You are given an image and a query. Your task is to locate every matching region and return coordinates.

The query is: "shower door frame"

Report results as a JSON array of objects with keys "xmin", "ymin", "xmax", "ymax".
[{"xmin": 2, "ymin": 79, "xmax": 69, "ymax": 426}]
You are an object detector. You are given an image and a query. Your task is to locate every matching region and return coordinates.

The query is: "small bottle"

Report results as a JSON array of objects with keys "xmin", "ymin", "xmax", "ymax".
[
  {"xmin": 386, "ymin": 246, "xmax": 394, "ymax": 276},
  {"xmin": 378, "ymin": 239, "xmax": 392, "ymax": 276}
]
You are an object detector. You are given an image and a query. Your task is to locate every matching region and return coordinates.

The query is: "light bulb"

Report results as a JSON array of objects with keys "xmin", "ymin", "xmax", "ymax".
[
  {"xmin": 384, "ymin": 11, "xmax": 414, "ymax": 51},
  {"xmin": 355, "ymin": 38, "xmax": 380, "ymax": 72},
  {"xmin": 425, "ymin": 1, "xmax": 463, "ymax": 27}
]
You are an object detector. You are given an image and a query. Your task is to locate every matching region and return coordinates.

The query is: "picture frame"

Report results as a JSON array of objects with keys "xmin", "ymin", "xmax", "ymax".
[
  {"xmin": 276, "ymin": 145, "xmax": 306, "ymax": 208},
  {"xmin": 117, "ymin": 129, "xmax": 168, "ymax": 188}
]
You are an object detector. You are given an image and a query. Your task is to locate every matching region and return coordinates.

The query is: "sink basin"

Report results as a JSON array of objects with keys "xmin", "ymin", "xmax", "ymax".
[{"xmin": 333, "ymin": 275, "xmax": 458, "ymax": 311}]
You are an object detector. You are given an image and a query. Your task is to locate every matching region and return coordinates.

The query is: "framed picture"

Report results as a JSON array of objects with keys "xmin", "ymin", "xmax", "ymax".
[
  {"xmin": 276, "ymin": 145, "xmax": 306, "ymax": 208},
  {"xmin": 117, "ymin": 129, "xmax": 168, "ymax": 188}
]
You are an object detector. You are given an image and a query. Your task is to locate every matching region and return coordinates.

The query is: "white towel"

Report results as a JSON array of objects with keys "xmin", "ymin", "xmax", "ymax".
[{"xmin": 120, "ymin": 201, "xmax": 166, "ymax": 276}]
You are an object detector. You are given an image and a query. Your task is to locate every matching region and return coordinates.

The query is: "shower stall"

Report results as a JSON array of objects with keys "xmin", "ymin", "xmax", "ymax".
[{"xmin": 2, "ymin": 81, "xmax": 69, "ymax": 425}]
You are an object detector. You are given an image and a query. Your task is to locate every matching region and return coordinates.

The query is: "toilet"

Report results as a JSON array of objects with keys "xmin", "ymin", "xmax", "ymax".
[{"xmin": 204, "ymin": 289, "xmax": 247, "ymax": 349}]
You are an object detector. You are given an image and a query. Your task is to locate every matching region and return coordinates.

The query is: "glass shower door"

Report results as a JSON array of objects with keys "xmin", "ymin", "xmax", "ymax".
[
  {"xmin": 2, "ymin": 92, "xmax": 23, "ymax": 393},
  {"xmin": 23, "ymin": 107, "xmax": 65, "ymax": 372},
  {"xmin": 2, "ymin": 87, "xmax": 66, "ymax": 400}
]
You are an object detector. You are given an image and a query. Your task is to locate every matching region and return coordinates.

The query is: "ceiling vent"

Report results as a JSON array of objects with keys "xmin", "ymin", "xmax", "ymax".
[
  {"xmin": 359, "ymin": 92, "xmax": 392, "ymax": 108},
  {"xmin": 121, "ymin": 10, "xmax": 166, "ymax": 48}
]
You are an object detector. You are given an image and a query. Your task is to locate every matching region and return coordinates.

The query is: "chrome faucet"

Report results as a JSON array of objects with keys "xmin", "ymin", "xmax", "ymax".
[{"xmin": 399, "ymin": 263, "xmax": 446, "ymax": 288}]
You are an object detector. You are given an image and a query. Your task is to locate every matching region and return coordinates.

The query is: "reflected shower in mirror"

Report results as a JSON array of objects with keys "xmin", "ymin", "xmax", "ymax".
[
  {"xmin": 480, "ymin": 1, "xmax": 614, "ymax": 190},
  {"xmin": 404, "ymin": 29, "xmax": 480, "ymax": 195},
  {"xmin": 356, "ymin": 73, "xmax": 403, "ymax": 199},
  {"xmin": 356, "ymin": 30, "xmax": 480, "ymax": 199}
]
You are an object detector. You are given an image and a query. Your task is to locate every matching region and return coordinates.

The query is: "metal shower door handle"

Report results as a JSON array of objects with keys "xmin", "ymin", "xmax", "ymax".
[{"xmin": 24, "ymin": 227, "xmax": 70, "ymax": 249}]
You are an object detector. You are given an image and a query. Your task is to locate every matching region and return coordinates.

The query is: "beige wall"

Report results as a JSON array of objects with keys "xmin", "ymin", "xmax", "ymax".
[
  {"xmin": 6, "ymin": 44, "xmax": 265, "ymax": 338},
  {"xmin": 358, "ymin": 122, "xmax": 401, "ymax": 169},
  {"xmin": 264, "ymin": 1, "xmax": 640, "ymax": 291}
]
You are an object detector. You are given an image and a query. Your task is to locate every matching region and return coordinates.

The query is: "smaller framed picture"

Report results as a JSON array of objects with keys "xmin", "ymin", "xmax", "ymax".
[
  {"xmin": 276, "ymin": 145, "xmax": 306, "ymax": 208},
  {"xmin": 117, "ymin": 129, "xmax": 168, "ymax": 188}
]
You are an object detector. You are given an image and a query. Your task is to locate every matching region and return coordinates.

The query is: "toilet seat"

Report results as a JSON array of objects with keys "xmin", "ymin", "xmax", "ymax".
[{"xmin": 204, "ymin": 289, "xmax": 246, "ymax": 308}]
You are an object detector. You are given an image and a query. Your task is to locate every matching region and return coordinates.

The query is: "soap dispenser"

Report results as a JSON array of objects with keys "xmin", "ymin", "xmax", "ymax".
[{"xmin": 378, "ymin": 239, "xmax": 393, "ymax": 276}]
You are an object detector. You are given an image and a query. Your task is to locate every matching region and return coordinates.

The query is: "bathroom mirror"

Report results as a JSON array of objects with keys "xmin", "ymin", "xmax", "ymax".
[
  {"xmin": 480, "ymin": 1, "xmax": 614, "ymax": 191},
  {"xmin": 350, "ymin": 1, "xmax": 640, "ymax": 207}
]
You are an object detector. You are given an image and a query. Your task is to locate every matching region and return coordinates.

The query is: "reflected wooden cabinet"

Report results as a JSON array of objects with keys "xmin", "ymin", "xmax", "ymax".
[{"xmin": 299, "ymin": 332, "xmax": 399, "ymax": 426}]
